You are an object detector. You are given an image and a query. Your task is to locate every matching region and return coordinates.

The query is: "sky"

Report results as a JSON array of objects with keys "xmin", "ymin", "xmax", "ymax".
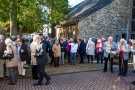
[{"xmin": 68, "ymin": 0, "xmax": 84, "ymax": 7}]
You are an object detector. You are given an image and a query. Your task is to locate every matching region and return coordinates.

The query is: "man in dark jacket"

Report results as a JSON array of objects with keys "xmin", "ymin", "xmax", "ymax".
[
  {"xmin": 0, "ymin": 35, "xmax": 6, "ymax": 78},
  {"xmin": 33, "ymin": 35, "xmax": 51, "ymax": 86},
  {"xmin": 17, "ymin": 39, "xmax": 28, "ymax": 77},
  {"xmin": 79, "ymin": 39, "xmax": 86, "ymax": 64}
]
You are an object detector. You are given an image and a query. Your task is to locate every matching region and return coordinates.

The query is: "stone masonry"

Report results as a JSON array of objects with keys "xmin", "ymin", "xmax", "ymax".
[{"xmin": 78, "ymin": 0, "xmax": 130, "ymax": 40}]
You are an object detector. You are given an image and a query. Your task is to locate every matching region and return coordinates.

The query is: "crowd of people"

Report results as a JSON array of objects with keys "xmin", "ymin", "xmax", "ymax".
[{"xmin": 0, "ymin": 33, "xmax": 135, "ymax": 86}]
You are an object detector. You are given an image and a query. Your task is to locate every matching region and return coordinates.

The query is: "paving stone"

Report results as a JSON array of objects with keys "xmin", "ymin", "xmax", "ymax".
[{"xmin": 0, "ymin": 68, "xmax": 135, "ymax": 90}]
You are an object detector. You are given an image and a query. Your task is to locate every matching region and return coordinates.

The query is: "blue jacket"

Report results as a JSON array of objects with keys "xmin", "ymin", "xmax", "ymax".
[{"xmin": 79, "ymin": 41, "xmax": 86, "ymax": 55}]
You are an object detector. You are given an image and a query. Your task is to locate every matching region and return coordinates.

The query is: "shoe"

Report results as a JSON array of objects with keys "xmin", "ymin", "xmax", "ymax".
[
  {"xmin": 132, "ymin": 71, "xmax": 135, "ymax": 73},
  {"xmin": 46, "ymin": 79, "xmax": 51, "ymax": 85},
  {"xmin": 33, "ymin": 82, "xmax": 43, "ymax": 86},
  {"xmin": 131, "ymin": 81, "xmax": 135, "ymax": 85},
  {"xmin": 103, "ymin": 70, "xmax": 107, "ymax": 72},
  {"xmin": 8, "ymin": 82, "xmax": 16, "ymax": 85}
]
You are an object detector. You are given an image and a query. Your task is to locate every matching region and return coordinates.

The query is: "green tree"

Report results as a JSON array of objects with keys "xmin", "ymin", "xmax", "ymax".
[{"xmin": 0, "ymin": 0, "xmax": 70, "ymax": 36}]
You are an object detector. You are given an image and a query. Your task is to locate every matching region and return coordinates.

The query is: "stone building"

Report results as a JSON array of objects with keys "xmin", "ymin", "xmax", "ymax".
[{"xmin": 56, "ymin": 0, "xmax": 132, "ymax": 42}]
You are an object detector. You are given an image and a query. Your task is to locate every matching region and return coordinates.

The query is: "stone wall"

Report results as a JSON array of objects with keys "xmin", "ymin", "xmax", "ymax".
[{"xmin": 78, "ymin": 0, "xmax": 130, "ymax": 41}]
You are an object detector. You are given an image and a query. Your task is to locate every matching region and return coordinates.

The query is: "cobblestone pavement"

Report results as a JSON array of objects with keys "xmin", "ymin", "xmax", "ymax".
[{"xmin": 1, "ymin": 68, "xmax": 135, "ymax": 90}]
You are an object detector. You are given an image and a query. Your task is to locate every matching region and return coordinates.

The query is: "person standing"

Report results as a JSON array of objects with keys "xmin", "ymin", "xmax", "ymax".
[
  {"xmin": 66, "ymin": 39, "xmax": 72, "ymax": 63},
  {"xmin": 60, "ymin": 39, "xmax": 66, "ymax": 64},
  {"xmin": 4, "ymin": 38, "xmax": 18, "ymax": 85},
  {"xmin": 86, "ymin": 38, "xmax": 95, "ymax": 63},
  {"xmin": 52, "ymin": 40, "xmax": 61, "ymax": 67},
  {"xmin": 79, "ymin": 39, "xmax": 86, "ymax": 64},
  {"xmin": 16, "ymin": 39, "xmax": 28, "ymax": 77},
  {"xmin": 30, "ymin": 38, "xmax": 39, "ymax": 80},
  {"xmin": 103, "ymin": 36, "xmax": 117, "ymax": 73},
  {"xmin": 96, "ymin": 39, "xmax": 104, "ymax": 64},
  {"xmin": 0, "ymin": 35, "xmax": 6, "ymax": 79},
  {"xmin": 118, "ymin": 39, "xmax": 129, "ymax": 77},
  {"xmin": 33, "ymin": 35, "xmax": 51, "ymax": 86},
  {"xmin": 69, "ymin": 39, "xmax": 78, "ymax": 65}
]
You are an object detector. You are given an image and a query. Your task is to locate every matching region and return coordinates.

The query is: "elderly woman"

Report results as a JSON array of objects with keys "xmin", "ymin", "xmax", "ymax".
[
  {"xmin": 52, "ymin": 39, "xmax": 61, "ymax": 67},
  {"xmin": 118, "ymin": 39, "xmax": 129, "ymax": 77},
  {"xmin": 96, "ymin": 39, "xmax": 104, "ymax": 64},
  {"xmin": 69, "ymin": 39, "xmax": 78, "ymax": 65},
  {"xmin": 30, "ymin": 37, "xmax": 39, "ymax": 80},
  {"xmin": 4, "ymin": 38, "xmax": 18, "ymax": 85},
  {"xmin": 86, "ymin": 38, "xmax": 95, "ymax": 63}
]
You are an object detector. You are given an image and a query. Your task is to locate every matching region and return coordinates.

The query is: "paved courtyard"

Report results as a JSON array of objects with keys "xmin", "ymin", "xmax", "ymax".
[{"xmin": 0, "ymin": 67, "xmax": 135, "ymax": 90}]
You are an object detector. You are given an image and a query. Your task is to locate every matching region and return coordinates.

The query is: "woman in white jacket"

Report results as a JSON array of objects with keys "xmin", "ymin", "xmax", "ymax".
[
  {"xmin": 86, "ymin": 38, "xmax": 95, "ymax": 63},
  {"xmin": 69, "ymin": 39, "xmax": 78, "ymax": 65}
]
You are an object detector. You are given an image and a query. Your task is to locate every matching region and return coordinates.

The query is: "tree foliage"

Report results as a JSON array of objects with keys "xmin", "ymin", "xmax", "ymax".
[{"xmin": 0, "ymin": 0, "xmax": 70, "ymax": 35}]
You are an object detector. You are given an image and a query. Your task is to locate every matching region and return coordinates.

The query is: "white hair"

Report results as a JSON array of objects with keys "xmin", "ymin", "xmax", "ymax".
[
  {"xmin": 5, "ymin": 38, "xmax": 12, "ymax": 45},
  {"xmin": 33, "ymin": 35, "xmax": 39, "ymax": 42},
  {"xmin": 0, "ymin": 34, "xmax": 4, "ymax": 39},
  {"xmin": 108, "ymin": 36, "xmax": 113, "ymax": 40}
]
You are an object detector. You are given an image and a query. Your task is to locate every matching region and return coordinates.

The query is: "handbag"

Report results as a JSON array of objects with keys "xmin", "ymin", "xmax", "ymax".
[
  {"xmin": 3, "ymin": 45, "xmax": 14, "ymax": 59},
  {"xmin": 113, "ymin": 55, "xmax": 119, "ymax": 65},
  {"xmin": 23, "ymin": 64, "xmax": 29, "ymax": 69}
]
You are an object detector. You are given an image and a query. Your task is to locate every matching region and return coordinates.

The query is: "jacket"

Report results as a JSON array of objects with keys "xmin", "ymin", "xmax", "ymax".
[
  {"xmin": 30, "ymin": 42, "xmax": 38, "ymax": 65},
  {"xmin": 86, "ymin": 41, "xmax": 95, "ymax": 55},
  {"xmin": 118, "ymin": 43, "xmax": 129, "ymax": 60},
  {"xmin": 35, "ymin": 42, "xmax": 48, "ymax": 64},
  {"xmin": 0, "ymin": 40, "xmax": 6, "ymax": 59},
  {"xmin": 103, "ymin": 41, "xmax": 118, "ymax": 58},
  {"xmin": 17, "ymin": 44, "xmax": 28, "ymax": 61},
  {"xmin": 79, "ymin": 41, "xmax": 86, "ymax": 55},
  {"xmin": 5, "ymin": 44, "xmax": 18, "ymax": 67},
  {"xmin": 52, "ymin": 44, "xmax": 61, "ymax": 57}
]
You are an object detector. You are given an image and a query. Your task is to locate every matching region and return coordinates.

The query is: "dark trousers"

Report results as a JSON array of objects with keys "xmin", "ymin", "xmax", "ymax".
[
  {"xmin": 67, "ymin": 52, "xmax": 70, "ymax": 63},
  {"xmin": 80, "ymin": 55, "xmax": 84, "ymax": 63},
  {"xmin": 8, "ymin": 67, "xmax": 17, "ymax": 83},
  {"xmin": 87, "ymin": 55, "xmax": 93, "ymax": 63},
  {"xmin": 97, "ymin": 52, "xmax": 103, "ymax": 63},
  {"xmin": 119, "ymin": 58, "xmax": 128, "ymax": 75},
  {"xmin": 54, "ymin": 57, "xmax": 59, "ymax": 67},
  {"xmin": 37, "ymin": 64, "xmax": 51, "ymax": 84},
  {"xmin": 104, "ymin": 55, "xmax": 113, "ymax": 72},
  {"xmin": 50, "ymin": 56, "xmax": 54, "ymax": 65},
  {"xmin": 32, "ymin": 65, "xmax": 39, "ymax": 80}
]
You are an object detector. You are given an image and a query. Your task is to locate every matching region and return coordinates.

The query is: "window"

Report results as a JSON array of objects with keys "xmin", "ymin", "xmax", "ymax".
[
  {"xmin": 131, "ymin": 34, "xmax": 135, "ymax": 39},
  {"xmin": 131, "ymin": 21, "xmax": 135, "ymax": 31},
  {"xmin": 132, "ymin": 9, "xmax": 135, "ymax": 19},
  {"xmin": 116, "ymin": 35, "xmax": 120, "ymax": 42},
  {"xmin": 133, "ymin": 0, "xmax": 135, "ymax": 6}
]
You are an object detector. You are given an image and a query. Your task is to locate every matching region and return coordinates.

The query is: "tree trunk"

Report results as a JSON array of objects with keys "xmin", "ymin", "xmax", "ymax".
[{"xmin": 9, "ymin": 2, "xmax": 17, "ymax": 36}]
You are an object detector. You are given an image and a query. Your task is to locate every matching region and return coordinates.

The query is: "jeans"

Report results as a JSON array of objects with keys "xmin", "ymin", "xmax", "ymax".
[
  {"xmin": 70, "ymin": 53, "xmax": 77, "ymax": 64},
  {"xmin": 8, "ymin": 67, "xmax": 17, "ymax": 83},
  {"xmin": 60, "ymin": 52, "xmax": 65, "ymax": 64},
  {"xmin": 97, "ymin": 52, "xmax": 103, "ymax": 63}
]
